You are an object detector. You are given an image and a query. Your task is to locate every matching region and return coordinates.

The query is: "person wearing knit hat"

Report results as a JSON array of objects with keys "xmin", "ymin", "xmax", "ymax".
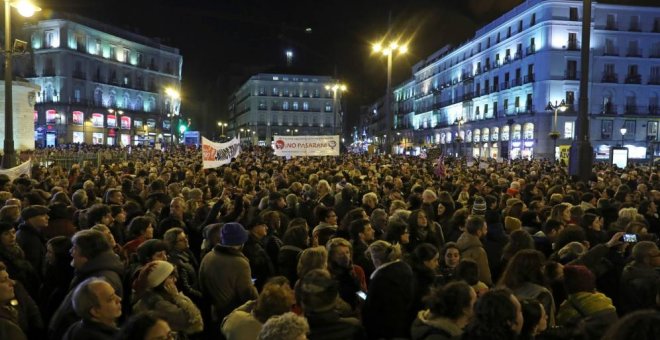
[
  {"xmin": 133, "ymin": 260, "xmax": 204, "ymax": 336},
  {"xmin": 199, "ymin": 221, "xmax": 259, "ymax": 326},
  {"xmin": 556, "ymin": 265, "xmax": 617, "ymax": 329},
  {"xmin": 504, "ymin": 216, "xmax": 522, "ymax": 233},
  {"xmin": 16, "ymin": 204, "xmax": 50, "ymax": 280},
  {"xmin": 136, "ymin": 239, "xmax": 169, "ymax": 264},
  {"xmin": 221, "ymin": 222, "xmax": 249, "ymax": 247}
]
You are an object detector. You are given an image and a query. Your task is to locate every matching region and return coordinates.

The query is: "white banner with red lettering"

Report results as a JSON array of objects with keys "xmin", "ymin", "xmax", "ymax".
[
  {"xmin": 201, "ymin": 137, "xmax": 241, "ymax": 169},
  {"xmin": 273, "ymin": 135, "xmax": 340, "ymax": 157}
]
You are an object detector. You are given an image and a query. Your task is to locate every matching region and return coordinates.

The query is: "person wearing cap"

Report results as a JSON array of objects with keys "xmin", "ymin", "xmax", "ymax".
[
  {"xmin": 242, "ymin": 216, "xmax": 276, "ymax": 291},
  {"xmin": 16, "ymin": 205, "xmax": 49, "ymax": 277},
  {"xmin": 133, "ymin": 260, "xmax": 203, "ymax": 337},
  {"xmin": 0, "ymin": 222, "xmax": 39, "ymax": 298},
  {"xmin": 619, "ymin": 241, "xmax": 660, "ymax": 314},
  {"xmin": 199, "ymin": 222, "xmax": 258, "ymax": 337}
]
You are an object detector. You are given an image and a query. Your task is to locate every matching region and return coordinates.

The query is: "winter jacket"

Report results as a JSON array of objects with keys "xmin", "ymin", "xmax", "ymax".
[
  {"xmin": 242, "ymin": 235, "xmax": 275, "ymax": 291},
  {"xmin": 306, "ymin": 309, "xmax": 366, "ymax": 340},
  {"xmin": 0, "ymin": 245, "xmax": 39, "ymax": 298},
  {"xmin": 48, "ymin": 250, "xmax": 124, "ymax": 340},
  {"xmin": 456, "ymin": 232, "xmax": 492, "ymax": 286},
  {"xmin": 0, "ymin": 305, "xmax": 27, "ymax": 340},
  {"xmin": 277, "ymin": 245, "xmax": 303, "ymax": 284},
  {"xmin": 221, "ymin": 301, "xmax": 262, "ymax": 340},
  {"xmin": 619, "ymin": 262, "xmax": 660, "ymax": 314},
  {"xmin": 362, "ymin": 261, "xmax": 414, "ymax": 340},
  {"xmin": 62, "ymin": 319, "xmax": 118, "ymax": 340},
  {"xmin": 133, "ymin": 290, "xmax": 203, "ymax": 335},
  {"xmin": 16, "ymin": 222, "xmax": 47, "ymax": 278},
  {"xmin": 168, "ymin": 248, "xmax": 202, "ymax": 301},
  {"xmin": 199, "ymin": 245, "xmax": 258, "ymax": 321},
  {"xmin": 410, "ymin": 310, "xmax": 463, "ymax": 340},
  {"xmin": 556, "ymin": 291, "xmax": 616, "ymax": 325}
]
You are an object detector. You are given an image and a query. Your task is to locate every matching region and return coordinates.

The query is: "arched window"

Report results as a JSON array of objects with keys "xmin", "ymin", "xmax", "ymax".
[
  {"xmin": 512, "ymin": 124, "xmax": 522, "ymax": 141},
  {"xmin": 523, "ymin": 123, "xmax": 534, "ymax": 140},
  {"xmin": 122, "ymin": 92, "xmax": 130, "ymax": 109},
  {"xmin": 94, "ymin": 88, "xmax": 103, "ymax": 106},
  {"xmin": 501, "ymin": 125, "xmax": 510, "ymax": 141},
  {"xmin": 492, "ymin": 127, "xmax": 499, "ymax": 141},
  {"xmin": 473, "ymin": 129, "xmax": 481, "ymax": 142},
  {"xmin": 482, "ymin": 128, "xmax": 490, "ymax": 142}
]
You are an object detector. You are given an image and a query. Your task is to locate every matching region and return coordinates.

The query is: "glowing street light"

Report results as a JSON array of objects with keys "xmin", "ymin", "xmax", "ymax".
[
  {"xmin": 371, "ymin": 37, "xmax": 409, "ymax": 154},
  {"xmin": 546, "ymin": 100, "xmax": 568, "ymax": 161},
  {"xmin": 217, "ymin": 121, "xmax": 228, "ymax": 136},
  {"xmin": 3, "ymin": 0, "xmax": 41, "ymax": 168},
  {"xmin": 164, "ymin": 87, "xmax": 180, "ymax": 146}
]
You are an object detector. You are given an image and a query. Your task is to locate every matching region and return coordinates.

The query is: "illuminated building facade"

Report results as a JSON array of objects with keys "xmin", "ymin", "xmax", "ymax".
[
  {"xmin": 19, "ymin": 13, "xmax": 182, "ymax": 147},
  {"xmin": 366, "ymin": 0, "xmax": 660, "ymax": 160},
  {"xmin": 228, "ymin": 73, "xmax": 345, "ymax": 145}
]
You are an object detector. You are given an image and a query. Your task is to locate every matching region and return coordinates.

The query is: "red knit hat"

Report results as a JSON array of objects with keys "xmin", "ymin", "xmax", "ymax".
[{"xmin": 563, "ymin": 265, "xmax": 595, "ymax": 294}]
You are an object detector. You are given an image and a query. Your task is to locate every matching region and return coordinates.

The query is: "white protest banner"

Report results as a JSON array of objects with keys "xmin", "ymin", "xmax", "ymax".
[
  {"xmin": 273, "ymin": 135, "xmax": 340, "ymax": 157},
  {"xmin": 0, "ymin": 159, "xmax": 31, "ymax": 180},
  {"xmin": 201, "ymin": 137, "xmax": 241, "ymax": 169}
]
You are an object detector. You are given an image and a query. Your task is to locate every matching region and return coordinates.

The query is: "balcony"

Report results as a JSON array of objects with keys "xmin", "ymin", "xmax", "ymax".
[
  {"xmin": 565, "ymin": 70, "xmax": 579, "ymax": 80},
  {"xmin": 626, "ymin": 48, "xmax": 642, "ymax": 57},
  {"xmin": 603, "ymin": 47, "xmax": 619, "ymax": 56},
  {"xmin": 514, "ymin": 51, "xmax": 522, "ymax": 60},
  {"xmin": 567, "ymin": 40, "xmax": 580, "ymax": 51},
  {"xmin": 625, "ymin": 74, "xmax": 641, "ymax": 84},
  {"xmin": 523, "ymin": 74, "xmax": 535, "ymax": 83},
  {"xmin": 650, "ymin": 49, "xmax": 660, "ymax": 58},
  {"xmin": 43, "ymin": 68, "xmax": 56, "ymax": 76},
  {"xmin": 629, "ymin": 24, "xmax": 641, "ymax": 32},
  {"xmin": 605, "ymin": 22, "xmax": 618, "ymax": 31},
  {"xmin": 601, "ymin": 73, "xmax": 618, "ymax": 83},
  {"xmin": 624, "ymin": 105, "xmax": 658, "ymax": 115},
  {"xmin": 526, "ymin": 45, "xmax": 536, "ymax": 55},
  {"xmin": 512, "ymin": 78, "xmax": 522, "ymax": 87},
  {"xmin": 72, "ymin": 70, "xmax": 86, "ymax": 80},
  {"xmin": 649, "ymin": 78, "xmax": 660, "ymax": 85},
  {"xmin": 624, "ymin": 105, "xmax": 640, "ymax": 114},
  {"xmin": 601, "ymin": 104, "xmax": 617, "ymax": 115},
  {"xmin": 500, "ymin": 81, "xmax": 510, "ymax": 90}
]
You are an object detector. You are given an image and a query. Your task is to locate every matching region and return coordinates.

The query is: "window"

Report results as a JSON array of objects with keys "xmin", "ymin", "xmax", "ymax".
[
  {"xmin": 647, "ymin": 121, "xmax": 658, "ymax": 140},
  {"xmin": 564, "ymin": 121, "xmax": 575, "ymax": 139},
  {"xmin": 530, "ymin": 13, "xmax": 536, "ymax": 26},
  {"xmin": 604, "ymin": 38, "xmax": 617, "ymax": 55},
  {"xmin": 601, "ymin": 120, "xmax": 613, "ymax": 139},
  {"xmin": 484, "ymin": 104, "xmax": 489, "ymax": 114},
  {"xmin": 566, "ymin": 91, "xmax": 575, "ymax": 106},
  {"xmin": 623, "ymin": 120, "xmax": 636, "ymax": 138},
  {"xmin": 606, "ymin": 14, "xmax": 617, "ymax": 30},
  {"xmin": 74, "ymin": 89, "xmax": 81, "ymax": 102},
  {"xmin": 569, "ymin": 7, "xmax": 578, "ymax": 21},
  {"xmin": 45, "ymin": 30, "xmax": 58, "ymax": 48},
  {"xmin": 95, "ymin": 39, "xmax": 101, "ymax": 54},
  {"xmin": 109, "ymin": 45, "xmax": 116, "ymax": 59},
  {"xmin": 303, "ymin": 102, "xmax": 309, "ymax": 111},
  {"xmin": 122, "ymin": 48, "xmax": 130, "ymax": 63},
  {"xmin": 325, "ymin": 102, "xmax": 332, "ymax": 112},
  {"xmin": 272, "ymin": 87, "xmax": 279, "ymax": 96},
  {"xmin": 630, "ymin": 15, "xmax": 640, "ymax": 31},
  {"xmin": 518, "ymin": 20, "xmax": 523, "ymax": 33},
  {"xmin": 507, "ymin": 26, "xmax": 512, "ymax": 38},
  {"xmin": 292, "ymin": 102, "xmax": 299, "ymax": 110},
  {"xmin": 282, "ymin": 101, "xmax": 289, "ymax": 110},
  {"xmin": 137, "ymin": 52, "xmax": 143, "ymax": 66}
]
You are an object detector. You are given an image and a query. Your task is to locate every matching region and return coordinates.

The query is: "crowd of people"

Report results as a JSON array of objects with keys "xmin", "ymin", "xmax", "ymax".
[{"xmin": 0, "ymin": 144, "xmax": 658, "ymax": 340}]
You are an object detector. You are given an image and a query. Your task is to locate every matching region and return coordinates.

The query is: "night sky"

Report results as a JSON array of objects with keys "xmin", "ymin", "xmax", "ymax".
[{"xmin": 35, "ymin": 0, "xmax": 657, "ymax": 135}]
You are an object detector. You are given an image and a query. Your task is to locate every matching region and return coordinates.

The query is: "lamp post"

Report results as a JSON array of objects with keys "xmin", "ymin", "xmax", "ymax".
[
  {"xmin": 217, "ymin": 121, "xmax": 227, "ymax": 139},
  {"xmin": 165, "ymin": 87, "xmax": 180, "ymax": 147},
  {"xmin": 2, "ymin": 0, "xmax": 40, "ymax": 168},
  {"xmin": 325, "ymin": 82, "xmax": 347, "ymax": 136},
  {"xmin": 454, "ymin": 117, "xmax": 464, "ymax": 157},
  {"xmin": 286, "ymin": 128, "xmax": 298, "ymax": 136},
  {"xmin": 546, "ymin": 100, "xmax": 567, "ymax": 161},
  {"xmin": 620, "ymin": 127, "xmax": 627, "ymax": 147},
  {"xmin": 568, "ymin": 0, "xmax": 593, "ymax": 180},
  {"xmin": 372, "ymin": 40, "xmax": 408, "ymax": 154}
]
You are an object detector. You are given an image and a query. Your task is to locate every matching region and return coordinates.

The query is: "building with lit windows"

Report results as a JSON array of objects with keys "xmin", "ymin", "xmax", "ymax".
[
  {"xmin": 18, "ymin": 13, "xmax": 182, "ymax": 147},
  {"xmin": 228, "ymin": 73, "xmax": 345, "ymax": 145},
  {"xmin": 364, "ymin": 0, "xmax": 660, "ymax": 160}
]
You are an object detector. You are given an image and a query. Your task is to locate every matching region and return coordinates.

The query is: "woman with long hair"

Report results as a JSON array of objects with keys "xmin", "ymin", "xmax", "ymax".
[
  {"xmin": 407, "ymin": 209, "xmax": 444, "ymax": 251},
  {"xmin": 497, "ymin": 249, "xmax": 555, "ymax": 326}
]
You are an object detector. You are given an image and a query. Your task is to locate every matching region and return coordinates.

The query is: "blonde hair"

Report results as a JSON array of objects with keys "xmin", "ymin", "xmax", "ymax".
[
  {"xmin": 366, "ymin": 240, "xmax": 402, "ymax": 266},
  {"xmin": 297, "ymin": 246, "xmax": 328, "ymax": 278}
]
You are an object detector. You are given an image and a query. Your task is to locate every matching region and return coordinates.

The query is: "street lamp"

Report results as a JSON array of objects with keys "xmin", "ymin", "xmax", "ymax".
[
  {"xmin": 217, "ymin": 121, "xmax": 228, "ymax": 138},
  {"xmin": 620, "ymin": 127, "xmax": 627, "ymax": 146},
  {"xmin": 164, "ymin": 87, "xmax": 180, "ymax": 146},
  {"xmin": 372, "ymin": 39, "xmax": 408, "ymax": 154},
  {"xmin": 454, "ymin": 117, "xmax": 465, "ymax": 157},
  {"xmin": 546, "ymin": 100, "xmax": 567, "ymax": 161},
  {"xmin": 2, "ymin": 0, "xmax": 40, "ymax": 168},
  {"xmin": 286, "ymin": 128, "xmax": 298, "ymax": 136},
  {"xmin": 325, "ymin": 82, "xmax": 347, "ymax": 136}
]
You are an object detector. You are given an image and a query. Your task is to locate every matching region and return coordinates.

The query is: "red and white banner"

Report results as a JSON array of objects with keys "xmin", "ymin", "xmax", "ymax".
[
  {"xmin": 273, "ymin": 135, "xmax": 340, "ymax": 157},
  {"xmin": 201, "ymin": 137, "xmax": 241, "ymax": 169}
]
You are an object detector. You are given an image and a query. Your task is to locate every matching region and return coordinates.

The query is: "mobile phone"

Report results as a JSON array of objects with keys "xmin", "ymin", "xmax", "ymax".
[
  {"xmin": 623, "ymin": 233, "xmax": 638, "ymax": 243},
  {"xmin": 251, "ymin": 278, "xmax": 257, "ymax": 284},
  {"xmin": 356, "ymin": 291, "xmax": 367, "ymax": 300}
]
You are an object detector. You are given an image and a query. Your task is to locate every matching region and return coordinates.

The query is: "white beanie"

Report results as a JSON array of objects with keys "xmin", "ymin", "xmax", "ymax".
[{"xmin": 144, "ymin": 260, "xmax": 174, "ymax": 288}]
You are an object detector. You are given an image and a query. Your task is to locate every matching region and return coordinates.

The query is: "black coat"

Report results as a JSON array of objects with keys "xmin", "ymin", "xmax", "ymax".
[
  {"xmin": 362, "ymin": 261, "xmax": 414, "ymax": 340},
  {"xmin": 62, "ymin": 320, "xmax": 118, "ymax": 340},
  {"xmin": 48, "ymin": 251, "xmax": 124, "ymax": 340},
  {"xmin": 242, "ymin": 235, "xmax": 275, "ymax": 291},
  {"xmin": 306, "ymin": 309, "xmax": 366, "ymax": 340},
  {"xmin": 277, "ymin": 245, "xmax": 303, "ymax": 284},
  {"xmin": 0, "ymin": 246, "xmax": 39, "ymax": 299},
  {"xmin": 619, "ymin": 262, "xmax": 660, "ymax": 314},
  {"xmin": 16, "ymin": 223, "xmax": 46, "ymax": 278}
]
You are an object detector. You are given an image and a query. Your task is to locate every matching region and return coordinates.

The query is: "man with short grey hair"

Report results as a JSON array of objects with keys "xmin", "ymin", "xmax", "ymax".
[
  {"xmin": 620, "ymin": 241, "xmax": 660, "ymax": 314},
  {"xmin": 62, "ymin": 277, "xmax": 121, "ymax": 340},
  {"xmin": 49, "ymin": 230, "xmax": 124, "ymax": 340}
]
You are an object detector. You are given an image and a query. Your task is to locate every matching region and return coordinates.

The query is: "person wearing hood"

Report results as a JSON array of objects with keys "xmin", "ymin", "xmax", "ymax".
[
  {"xmin": 132, "ymin": 260, "xmax": 203, "ymax": 338},
  {"xmin": 411, "ymin": 281, "xmax": 476, "ymax": 340}
]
